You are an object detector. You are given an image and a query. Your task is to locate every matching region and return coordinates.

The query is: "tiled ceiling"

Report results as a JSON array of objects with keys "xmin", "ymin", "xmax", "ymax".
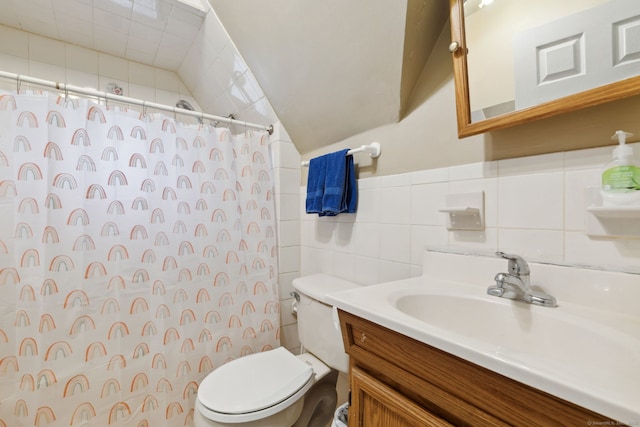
[{"xmin": 0, "ymin": 0, "xmax": 206, "ymax": 71}]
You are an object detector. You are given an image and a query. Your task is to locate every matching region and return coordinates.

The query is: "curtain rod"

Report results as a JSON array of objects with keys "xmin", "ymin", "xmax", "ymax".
[{"xmin": 0, "ymin": 70, "xmax": 273, "ymax": 135}]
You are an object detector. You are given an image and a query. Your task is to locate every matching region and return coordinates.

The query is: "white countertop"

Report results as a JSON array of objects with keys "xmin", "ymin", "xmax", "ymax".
[{"xmin": 326, "ymin": 251, "xmax": 640, "ymax": 423}]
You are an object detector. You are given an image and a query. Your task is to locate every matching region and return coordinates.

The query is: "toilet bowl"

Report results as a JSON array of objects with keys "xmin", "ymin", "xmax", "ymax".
[
  {"xmin": 195, "ymin": 347, "xmax": 316, "ymax": 427},
  {"xmin": 195, "ymin": 274, "xmax": 359, "ymax": 427}
]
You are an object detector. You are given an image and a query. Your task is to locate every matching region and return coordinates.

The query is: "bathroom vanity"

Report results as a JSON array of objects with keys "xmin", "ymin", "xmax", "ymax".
[
  {"xmin": 327, "ymin": 251, "xmax": 640, "ymax": 426},
  {"xmin": 338, "ymin": 310, "xmax": 608, "ymax": 426}
]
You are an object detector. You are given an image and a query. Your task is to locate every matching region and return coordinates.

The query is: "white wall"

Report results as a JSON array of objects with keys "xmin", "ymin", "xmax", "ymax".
[
  {"xmin": 0, "ymin": 25, "xmax": 197, "ymax": 109},
  {"xmin": 178, "ymin": 8, "xmax": 279, "ymax": 131},
  {"xmin": 270, "ymin": 127, "xmax": 303, "ymax": 351}
]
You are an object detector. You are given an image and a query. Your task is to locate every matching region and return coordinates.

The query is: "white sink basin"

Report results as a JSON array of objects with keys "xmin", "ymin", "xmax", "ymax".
[
  {"xmin": 326, "ymin": 251, "xmax": 640, "ymax": 423},
  {"xmin": 392, "ymin": 289, "xmax": 639, "ymax": 388}
]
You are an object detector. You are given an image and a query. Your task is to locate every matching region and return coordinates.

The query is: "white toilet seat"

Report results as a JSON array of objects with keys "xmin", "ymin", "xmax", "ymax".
[{"xmin": 197, "ymin": 347, "xmax": 315, "ymax": 423}]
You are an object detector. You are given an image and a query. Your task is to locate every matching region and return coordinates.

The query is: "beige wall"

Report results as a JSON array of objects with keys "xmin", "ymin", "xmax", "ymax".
[{"xmin": 301, "ymin": 21, "xmax": 640, "ymax": 179}]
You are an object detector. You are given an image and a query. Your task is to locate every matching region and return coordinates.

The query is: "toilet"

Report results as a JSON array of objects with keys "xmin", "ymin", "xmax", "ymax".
[{"xmin": 195, "ymin": 274, "xmax": 360, "ymax": 427}]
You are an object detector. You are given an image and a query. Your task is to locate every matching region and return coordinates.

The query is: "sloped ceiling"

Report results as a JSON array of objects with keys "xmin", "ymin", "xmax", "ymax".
[{"xmin": 208, "ymin": 0, "xmax": 449, "ymax": 154}]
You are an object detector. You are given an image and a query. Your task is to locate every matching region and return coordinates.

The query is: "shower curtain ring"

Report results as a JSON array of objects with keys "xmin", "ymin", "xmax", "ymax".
[
  {"xmin": 142, "ymin": 101, "xmax": 147, "ymax": 119},
  {"xmin": 16, "ymin": 75, "xmax": 21, "ymax": 93},
  {"xmin": 64, "ymin": 85, "xmax": 69, "ymax": 102}
]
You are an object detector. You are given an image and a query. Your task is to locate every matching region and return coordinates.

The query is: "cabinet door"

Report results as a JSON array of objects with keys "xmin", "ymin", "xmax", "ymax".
[{"xmin": 350, "ymin": 367, "xmax": 453, "ymax": 427}]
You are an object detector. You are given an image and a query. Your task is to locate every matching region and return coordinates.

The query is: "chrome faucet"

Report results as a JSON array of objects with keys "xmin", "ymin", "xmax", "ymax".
[{"xmin": 487, "ymin": 252, "xmax": 557, "ymax": 307}]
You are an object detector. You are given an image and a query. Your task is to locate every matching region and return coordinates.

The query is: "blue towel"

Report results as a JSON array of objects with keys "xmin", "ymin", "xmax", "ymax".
[
  {"xmin": 305, "ymin": 155, "xmax": 327, "ymax": 214},
  {"xmin": 344, "ymin": 155, "xmax": 357, "ymax": 213},
  {"xmin": 321, "ymin": 149, "xmax": 357, "ymax": 216},
  {"xmin": 306, "ymin": 149, "xmax": 358, "ymax": 216}
]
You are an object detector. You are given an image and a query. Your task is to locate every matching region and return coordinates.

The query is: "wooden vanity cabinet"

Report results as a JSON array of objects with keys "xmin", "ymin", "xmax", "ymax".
[
  {"xmin": 350, "ymin": 366, "xmax": 453, "ymax": 426},
  {"xmin": 338, "ymin": 310, "xmax": 614, "ymax": 427}
]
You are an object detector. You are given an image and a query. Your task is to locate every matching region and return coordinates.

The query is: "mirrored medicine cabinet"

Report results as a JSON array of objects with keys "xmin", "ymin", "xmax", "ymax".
[{"xmin": 449, "ymin": 0, "xmax": 640, "ymax": 138}]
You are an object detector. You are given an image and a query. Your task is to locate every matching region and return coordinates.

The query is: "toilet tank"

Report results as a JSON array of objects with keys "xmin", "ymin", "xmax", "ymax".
[{"xmin": 292, "ymin": 274, "xmax": 361, "ymax": 373}]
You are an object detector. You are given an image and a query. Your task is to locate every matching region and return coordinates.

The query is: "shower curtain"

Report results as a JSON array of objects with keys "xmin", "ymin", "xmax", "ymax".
[{"xmin": 0, "ymin": 90, "xmax": 280, "ymax": 427}]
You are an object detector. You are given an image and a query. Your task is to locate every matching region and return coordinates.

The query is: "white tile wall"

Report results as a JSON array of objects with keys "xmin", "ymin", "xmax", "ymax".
[
  {"xmin": 0, "ymin": 24, "xmax": 196, "ymax": 112},
  {"xmin": 177, "ymin": 9, "xmax": 279, "ymax": 130},
  {"xmin": 498, "ymin": 172, "xmax": 565, "ymax": 229},
  {"xmin": 0, "ymin": 4, "xmax": 280, "ymax": 136},
  {"xmin": 299, "ymin": 144, "xmax": 640, "ymax": 288},
  {"xmin": 0, "ymin": 0, "xmax": 206, "ymax": 70},
  {"xmin": 271, "ymin": 124, "xmax": 302, "ymax": 351}
]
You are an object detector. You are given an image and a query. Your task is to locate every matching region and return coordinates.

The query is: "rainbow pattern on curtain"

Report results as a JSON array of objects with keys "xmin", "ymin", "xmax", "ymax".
[{"xmin": 0, "ymin": 90, "xmax": 280, "ymax": 427}]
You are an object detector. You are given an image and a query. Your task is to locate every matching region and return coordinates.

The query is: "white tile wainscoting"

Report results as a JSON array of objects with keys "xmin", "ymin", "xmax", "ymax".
[{"xmin": 297, "ymin": 144, "xmax": 640, "ymax": 285}]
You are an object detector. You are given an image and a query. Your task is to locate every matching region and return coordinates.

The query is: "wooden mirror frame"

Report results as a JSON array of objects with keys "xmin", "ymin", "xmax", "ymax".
[{"xmin": 449, "ymin": 0, "xmax": 640, "ymax": 138}]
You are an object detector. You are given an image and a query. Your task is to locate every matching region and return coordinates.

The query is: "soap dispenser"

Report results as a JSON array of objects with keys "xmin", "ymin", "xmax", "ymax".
[{"xmin": 601, "ymin": 130, "xmax": 640, "ymax": 206}]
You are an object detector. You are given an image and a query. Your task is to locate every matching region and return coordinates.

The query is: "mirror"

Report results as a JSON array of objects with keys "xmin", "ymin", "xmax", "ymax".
[{"xmin": 449, "ymin": 0, "xmax": 640, "ymax": 137}]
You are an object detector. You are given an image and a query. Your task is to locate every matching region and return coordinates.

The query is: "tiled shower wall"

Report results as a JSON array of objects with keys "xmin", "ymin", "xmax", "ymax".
[
  {"xmin": 0, "ymin": 4, "xmax": 279, "ymax": 131},
  {"xmin": 0, "ymin": 25, "xmax": 197, "ymax": 108},
  {"xmin": 270, "ymin": 128, "xmax": 303, "ymax": 351},
  {"xmin": 178, "ymin": 8, "xmax": 278, "ymax": 131}
]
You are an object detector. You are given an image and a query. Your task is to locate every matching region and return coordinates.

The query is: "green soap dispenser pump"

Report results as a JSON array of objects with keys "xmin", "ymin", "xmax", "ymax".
[{"xmin": 601, "ymin": 130, "xmax": 640, "ymax": 206}]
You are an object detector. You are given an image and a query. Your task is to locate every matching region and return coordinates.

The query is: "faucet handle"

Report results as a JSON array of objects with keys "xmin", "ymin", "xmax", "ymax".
[{"xmin": 496, "ymin": 252, "xmax": 530, "ymax": 275}]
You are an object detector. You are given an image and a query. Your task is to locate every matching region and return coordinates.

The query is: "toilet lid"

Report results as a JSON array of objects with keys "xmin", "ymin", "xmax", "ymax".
[{"xmin": 198, "ymin": 347, "xmax": 313, "ymax": 416}]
